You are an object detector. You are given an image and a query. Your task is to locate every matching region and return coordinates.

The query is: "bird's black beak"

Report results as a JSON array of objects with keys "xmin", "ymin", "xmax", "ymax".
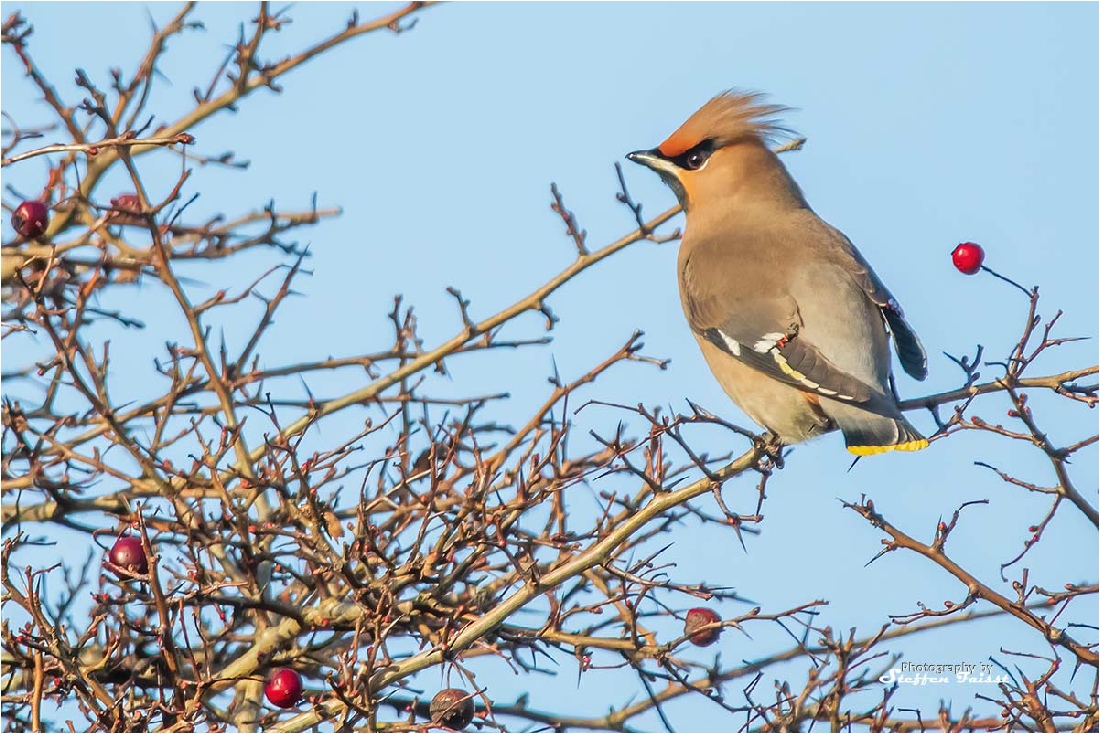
[
  {"xmin": 625, "ymin": 149, "xmax": 688, "ymax": 209},
  {"xmin": 626, "ymin": 149, "xmax": 663, "ymax": 170},
  {"xmin": 626, "ymin": 149, "xmax": 680, "ymax": 179}
]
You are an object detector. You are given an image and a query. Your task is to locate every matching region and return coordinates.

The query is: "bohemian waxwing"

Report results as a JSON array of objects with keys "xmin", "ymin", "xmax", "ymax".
[{"xmin": 628, "ymin": 90, "xmax": 928, "ymax": 455}]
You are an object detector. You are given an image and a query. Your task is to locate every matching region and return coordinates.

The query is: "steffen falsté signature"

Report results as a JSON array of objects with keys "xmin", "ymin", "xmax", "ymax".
[{"xmin": 880, "ymin": 661, "xmax": 1011, "ymax": 686}]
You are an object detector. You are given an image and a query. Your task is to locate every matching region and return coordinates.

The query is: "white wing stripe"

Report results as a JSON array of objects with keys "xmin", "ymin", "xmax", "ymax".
[{"xmin": 717, "ymin": 330, "xmax": 742, "ymax": 356}]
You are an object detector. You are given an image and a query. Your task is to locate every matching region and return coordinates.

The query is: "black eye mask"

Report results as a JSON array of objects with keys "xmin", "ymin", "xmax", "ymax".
[{"xmin": 668, "ymin": 139, "xmax": 715, "ymax": 171}]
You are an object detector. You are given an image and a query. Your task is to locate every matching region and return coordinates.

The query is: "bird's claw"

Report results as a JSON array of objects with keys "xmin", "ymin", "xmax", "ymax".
[{"xmin": 753, "ymin": 433, "xmax": 785, "ymax": 471}]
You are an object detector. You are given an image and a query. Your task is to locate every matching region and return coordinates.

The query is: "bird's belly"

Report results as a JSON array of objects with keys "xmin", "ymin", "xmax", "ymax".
[{"xmin": 695, "ymin": 337, "xmax": 833, "ymax": 444}]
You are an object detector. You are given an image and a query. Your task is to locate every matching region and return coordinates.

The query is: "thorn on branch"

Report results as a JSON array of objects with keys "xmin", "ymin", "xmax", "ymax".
[{"xmin": 864, "ymin": 538, "xmax": 896, "ymax": 567}]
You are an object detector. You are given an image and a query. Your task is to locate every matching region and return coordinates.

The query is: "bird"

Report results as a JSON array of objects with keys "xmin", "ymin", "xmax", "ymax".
[{"xmin": 627, "ymin": 90, "xmax": 928, "ymax": 456}]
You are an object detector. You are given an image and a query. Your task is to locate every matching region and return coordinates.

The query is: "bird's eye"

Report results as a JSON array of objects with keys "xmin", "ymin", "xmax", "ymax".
[
  {"xmin": 676, "ymin": 140, "xmax": 714, "ymax": 171},
  {"xmin": 685, "ymin": 151, "xmax": 708, "ymax": 170}
]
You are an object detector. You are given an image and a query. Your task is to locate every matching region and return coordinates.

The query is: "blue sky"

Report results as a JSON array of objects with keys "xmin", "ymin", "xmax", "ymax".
[{"xmin": 3, "ymin": 2, "xmax": 1097, "ymax": 731}]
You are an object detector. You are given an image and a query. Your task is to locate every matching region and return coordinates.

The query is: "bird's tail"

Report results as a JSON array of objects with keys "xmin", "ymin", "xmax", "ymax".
[{"xmin": 827, "ymin": 403, "xmax": 928, "ymax": 456}]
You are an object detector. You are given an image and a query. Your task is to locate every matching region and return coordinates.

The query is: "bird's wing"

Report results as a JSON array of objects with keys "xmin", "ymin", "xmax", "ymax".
[
  {"xmin": 824, "ymin": 225, "xmax": 928, "ymax": 381},
  {"xmin": 681, "ymin": 256, "xmax": 898, "ymax": 415}
]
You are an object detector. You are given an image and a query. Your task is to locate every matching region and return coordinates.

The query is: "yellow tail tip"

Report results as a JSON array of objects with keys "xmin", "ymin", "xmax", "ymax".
[{"xmin": 847, "ymin": 438, "xmax": 929, "ymax": 456}]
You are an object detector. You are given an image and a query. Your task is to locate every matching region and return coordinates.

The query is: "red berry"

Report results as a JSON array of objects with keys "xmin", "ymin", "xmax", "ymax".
[
  {"xmin": 111, "ymin": 193, "xmax": 141, "ymax": 213},
  {"xmin": 11, "ymin": 200, "xmax": 49, "ymax": 238},
  {"xmin": 264, "ymin": 668, "xmax": 303, "ymax": 709},
  {"xmin": 952, "ymin": 242, "xmax": 985, "ymax": 275},
  {"xmin": 684, "ymin": 607, "xmax": 722, "ymax": 647},
  {"xmin": 430, "ymin": 688, "xmax": 475, "ymax": 730},
  {"xmin": 107, "ymin": 536, "xmax": 148, "ymax": 576}
]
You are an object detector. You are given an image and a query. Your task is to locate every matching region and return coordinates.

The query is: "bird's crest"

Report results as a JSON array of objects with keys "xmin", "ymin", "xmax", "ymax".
[{"xmin": 658, "ymin": 90, "xmax": 793, "ymax": 157}]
